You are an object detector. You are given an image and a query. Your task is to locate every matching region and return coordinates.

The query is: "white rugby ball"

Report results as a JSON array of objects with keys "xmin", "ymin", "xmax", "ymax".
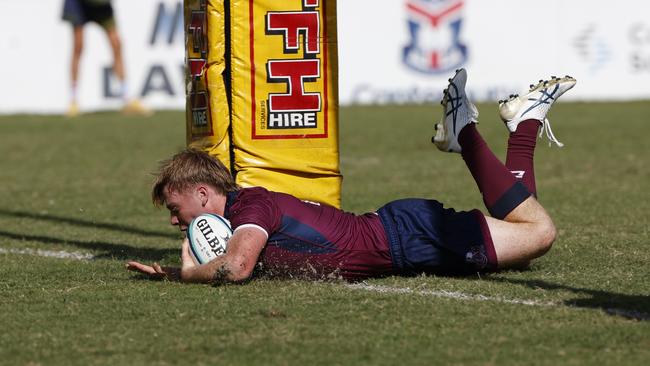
[{"xmin": 187, "ymin": 213, "xmax": 233, "ymax": 265}]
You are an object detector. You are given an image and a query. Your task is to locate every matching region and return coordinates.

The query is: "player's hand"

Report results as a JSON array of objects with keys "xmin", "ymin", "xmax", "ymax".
[
  {"xmin": 180, "ymin": 237, "xmax": 197, "ymax": 269},
  {"xmin": 180, "ymin": 238, "xmax": 199, "ymax": 281},
  {"xmin": 126, "ymin": 261, "xmax": 180, "ymax": 281}
]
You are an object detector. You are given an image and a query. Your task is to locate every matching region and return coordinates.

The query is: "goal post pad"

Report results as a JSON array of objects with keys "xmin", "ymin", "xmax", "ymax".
[{"xmin": 184, "ymin": 0, "xmax": 341, "ymax": 207}]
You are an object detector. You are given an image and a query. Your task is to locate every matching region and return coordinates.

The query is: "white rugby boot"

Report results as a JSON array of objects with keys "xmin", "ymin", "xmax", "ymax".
[
  {"xmin": 499, "ymin": 75, "xmax": 576, "ymax": 147},
  {"xmin": 432, "ymin": 68, "xmax": 479, "ymax": 153}
]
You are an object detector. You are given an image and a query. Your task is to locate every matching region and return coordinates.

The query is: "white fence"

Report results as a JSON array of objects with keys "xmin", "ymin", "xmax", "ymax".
[{"xmin": 1, "ymin": 0, "xmax": 649, "ymax": 114}]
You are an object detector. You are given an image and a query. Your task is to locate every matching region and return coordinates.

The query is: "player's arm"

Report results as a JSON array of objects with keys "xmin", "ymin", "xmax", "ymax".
[{"xmin": 180, "ymin": 226, "xmax": 267, "ymax": 284}]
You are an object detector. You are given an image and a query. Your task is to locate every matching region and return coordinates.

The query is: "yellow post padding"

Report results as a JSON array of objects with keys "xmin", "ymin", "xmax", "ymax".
[
  {"xmin": 184, "ymin": 0, "xmax": 231, "ymax": 167},
  {"xmin": 184, "ymin": 0, "xmax": 341, "ymax": 207},
  {"xmin": 230, "ymin": 0, "xmax": 341, "ymax": 207}
]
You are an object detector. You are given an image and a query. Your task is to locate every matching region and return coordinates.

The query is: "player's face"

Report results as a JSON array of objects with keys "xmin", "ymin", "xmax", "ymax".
[{"xmin": 163, "ymin": 187, "xmax": 205, "ymax": 231}]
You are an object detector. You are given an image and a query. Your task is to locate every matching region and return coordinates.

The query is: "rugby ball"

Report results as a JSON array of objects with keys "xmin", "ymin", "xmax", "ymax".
[{"xmin": 187, "ymin": 213, "xmax": 233, "ymax": 265}]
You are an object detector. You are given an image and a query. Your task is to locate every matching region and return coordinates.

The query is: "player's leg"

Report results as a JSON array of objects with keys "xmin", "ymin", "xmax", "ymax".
[
  {"xmin": 456, "ymin": 143, "xmax": 554, "ymax": 268},
  {"xmin": 500, "ymin": 76, "xmax": 577, "ymax": 195},
  {"xmin": 504, "ymin": 119, "xmax": 540, "ymax": 196},
  {"xmin": 433, "ymin": 68, "xmax": 529, "ymax": 220},
  {"xmin": 483, "ymin": 198, "xmax": 555, "ymax": 267},
  {"xmin": 432, "ymin": 69, "xmax": 574, "ymax": 267},
  {"xmin": 489, "ymin": 76, "xmax": 577, "ymax": 265}
]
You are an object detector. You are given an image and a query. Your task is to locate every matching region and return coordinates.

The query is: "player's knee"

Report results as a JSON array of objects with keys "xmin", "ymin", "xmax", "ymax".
[{"xmin": 534, "ymin": 218, "xmax": 556, "ymax": 257}]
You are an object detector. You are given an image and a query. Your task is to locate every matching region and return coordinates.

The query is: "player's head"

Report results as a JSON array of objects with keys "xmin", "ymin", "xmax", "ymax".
[{"xmin": 152, "ymin": 148, "xmax": 238, "ymax": 207}]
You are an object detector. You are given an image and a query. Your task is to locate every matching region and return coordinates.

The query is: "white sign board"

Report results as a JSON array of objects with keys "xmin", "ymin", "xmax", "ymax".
[
  {"xmin": 338, "ymin": 0, "xmax": 650, "ymax": 104},
  {"xmin": 0, "ymin": 0, "xmax": 185, "ymax": 114},
  {"xmin": 0, "ymin": 0, "xmax": 649, "ymax": 114}
]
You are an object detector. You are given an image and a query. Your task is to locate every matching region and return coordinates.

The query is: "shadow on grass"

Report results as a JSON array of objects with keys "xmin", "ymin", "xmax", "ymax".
[
  {"xmin": 0, "ymin": 208, "xmax": 177, "ymax": 239},
  {"xmin": 0, "ymin": 230, "xmax": 177, "ymax": 262},
  {"xmin": 487, "ymin": 276, "xmax": 650, "ymax": 321}
]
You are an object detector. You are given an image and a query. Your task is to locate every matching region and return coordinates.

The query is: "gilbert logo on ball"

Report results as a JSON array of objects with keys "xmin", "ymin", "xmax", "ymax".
[{"xmin": 187, "ymin": 214, "xmax": 233, "ymax": 265}]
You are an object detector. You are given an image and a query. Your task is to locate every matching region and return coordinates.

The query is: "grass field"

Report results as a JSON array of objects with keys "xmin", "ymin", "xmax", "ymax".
[{"xmin": 1, "ymin": 102, "xmax": 649, "ymax": 365}]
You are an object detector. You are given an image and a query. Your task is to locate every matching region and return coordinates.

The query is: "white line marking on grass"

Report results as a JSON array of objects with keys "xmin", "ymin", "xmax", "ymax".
[
  {"xmin": 0, "ymin": 247, "xmax": 95, "ymax": 260},
  {"xmin": 346, "ymin": 283, "xmax": 649, "ymax": 321},
  {"xmin": 1, "ymin": 249, "xmax": 647, "ymax": 321},
  {"xmin": 346, "ymin": 283, "xmax": 555, "ymax": 307}
]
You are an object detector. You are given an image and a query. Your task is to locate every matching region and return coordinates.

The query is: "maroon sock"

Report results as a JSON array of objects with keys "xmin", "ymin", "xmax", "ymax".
[
  {"xmin": 505, "ymin": 119, "xmax": 540, "ymax": 196},
  {"xmin": 458, "ymin": 124, "xmax": 531, "ymax": 219}
]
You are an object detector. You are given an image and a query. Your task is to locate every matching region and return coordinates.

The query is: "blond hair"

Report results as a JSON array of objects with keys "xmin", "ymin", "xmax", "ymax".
[{"xmin": 151, "ymin": 149, "xmax": 238, "ymax": 206}]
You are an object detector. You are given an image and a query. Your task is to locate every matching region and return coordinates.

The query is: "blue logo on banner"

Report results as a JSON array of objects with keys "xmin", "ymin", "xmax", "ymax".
[
  {"xmin": 573, "ymin": 24, "xmax": 611, "ymax": 75},
  {"xmin": 402, "ymin": 0, "xmax": 468, "ymax": 74}
]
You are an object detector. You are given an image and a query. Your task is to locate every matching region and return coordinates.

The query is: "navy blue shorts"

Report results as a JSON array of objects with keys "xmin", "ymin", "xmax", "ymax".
[
  {"xmin": 377, "ymin": 198, "xmax": 497, "ymax": 275},
  {"xmin": 62, "ymin": 0, "xmax": 115, "ymax": 27}
]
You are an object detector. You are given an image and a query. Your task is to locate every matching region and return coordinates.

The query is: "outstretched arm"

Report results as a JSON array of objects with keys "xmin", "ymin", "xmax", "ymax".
[
  {"xmin": 180, "ymin": 226, "xmax": 267, "ymax": 284},
  {"xmin": 126, "ymin": 227, "xmax": 267, "ymax": 285}
]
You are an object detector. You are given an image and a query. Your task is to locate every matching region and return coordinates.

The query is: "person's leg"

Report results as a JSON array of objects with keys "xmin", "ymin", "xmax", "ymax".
[
  {"xmin": 102, "ymin": 13, "xmax": 151, "ymax": 115},
  {"xmin": 93, "ymin": 1, "xmax": 128, "ymax": 101},
  {"xmin": 62, "ymin": 0, "xmax": 86, "ymax": 116},
  {"xmin": 483, "ymin": 198, "xmax": 555, "ymax": 267},
  {"xmin": 105, "ymin": 26, "xmax": 126, "ymax": 94},
  {"xmin": 433, "ymin": 69, "xmax": 575, "ymax": 268},
  {"xmin": 458, "ymin": 124, "xmax": 553, "ymax": 268},
  {"xmin": 456, "ymin": 120, "xmax": 551, "ymax": 268},
  {"xmin": 457, "ymin": 123, "xmax": 530, "ymax": 219},
  {"xmin": 71, "ymin": 26, "xmax": 83, "ymax": 94},
  {"xmin": 500, "ymin": 76, "xmax": 577, "ymax": 195},
  {"xmin": 434, "ymin": 69, "xmax": 530, "ymax": 220},
  {"xmin": 67, "ymin": 25, "xmax": 84, "ymax": 116},
  {"xmin": 504, "ymin": 119, "xmax": 540, "ymax": 196}
]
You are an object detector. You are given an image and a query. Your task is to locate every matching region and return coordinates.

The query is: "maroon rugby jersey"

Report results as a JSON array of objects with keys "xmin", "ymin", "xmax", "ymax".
[{"xmin": 224, "ymin": 187, "xmax": 392, "ymax": 280}]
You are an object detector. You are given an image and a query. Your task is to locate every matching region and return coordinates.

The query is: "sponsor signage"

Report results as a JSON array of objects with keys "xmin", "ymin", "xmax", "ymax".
[
  {"xmin": 2, "ymin": 0, "xmax": 650, "ymax": 114},
  {"xmin": 402, "ymin": 0, "xmax": 467, "ymax": 74},
  {"xmin": 336, "ymin": 0, "xmax": 650, "ymax": 104},
  {"xmin": 248, "ymin": 0, "xmax": 330, "ymax": 139},
  {"xmin": 185, "ymin": 0, "xmax": 212, "ymax": 138}
]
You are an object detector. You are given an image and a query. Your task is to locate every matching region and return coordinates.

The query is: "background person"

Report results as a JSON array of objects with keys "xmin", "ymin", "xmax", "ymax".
[{"xmin": 62, "ymin": 0, "xmax": 151, "ymax": 117}]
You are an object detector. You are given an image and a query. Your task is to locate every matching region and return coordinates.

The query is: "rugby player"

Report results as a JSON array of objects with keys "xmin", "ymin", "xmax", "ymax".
[
  {"xmin": 62, "ymin": 0, "xmax": 151, "ymax": 116},
  {"xmin": 126, "ymin": 69, "xmax": 576, "ymax": 284}
]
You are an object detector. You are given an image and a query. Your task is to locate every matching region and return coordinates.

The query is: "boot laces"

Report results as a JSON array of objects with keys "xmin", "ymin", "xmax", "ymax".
[{"xmin": 539, "ymin": 117, "xmax": 564, "ymax": 147}]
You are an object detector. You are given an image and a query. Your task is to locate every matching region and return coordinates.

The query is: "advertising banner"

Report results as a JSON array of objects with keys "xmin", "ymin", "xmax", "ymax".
[
  {"xmin": 337, "ymin": 0, "xmax": 650, "ymax": 104},
  {"xmin": 0, "ymin": 0, "xmax": 649, "ymax": 115}
]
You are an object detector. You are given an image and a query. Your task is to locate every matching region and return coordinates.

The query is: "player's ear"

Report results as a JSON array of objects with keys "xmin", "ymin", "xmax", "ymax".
[{"xmin": 196, "ymin": 185, "xmax": 209, "ymax": 207}]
